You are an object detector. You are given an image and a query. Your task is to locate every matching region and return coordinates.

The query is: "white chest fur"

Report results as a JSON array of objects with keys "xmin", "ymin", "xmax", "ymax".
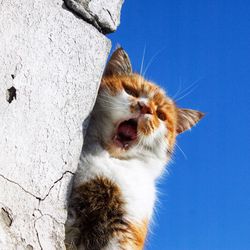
[{"xmin": 74, "ymin": 149, "xmax": 165, "ymax": 223}]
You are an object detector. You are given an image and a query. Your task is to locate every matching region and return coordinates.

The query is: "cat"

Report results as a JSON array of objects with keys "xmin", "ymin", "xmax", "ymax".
[{"xmin": 65, "ymin": 48, "xmax": 204, "ymax": 250}]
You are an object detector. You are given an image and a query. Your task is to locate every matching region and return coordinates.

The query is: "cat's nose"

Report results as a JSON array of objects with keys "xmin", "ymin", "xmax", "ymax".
[{"xmin": 138, "ymin": 101, "xmax": 153, "ymax": 115}]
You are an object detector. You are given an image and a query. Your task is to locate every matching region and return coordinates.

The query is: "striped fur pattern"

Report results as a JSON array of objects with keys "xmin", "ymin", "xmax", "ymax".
[{"xmin": 65, "ymin": 48, "xmax": 204, "ymax": 249}]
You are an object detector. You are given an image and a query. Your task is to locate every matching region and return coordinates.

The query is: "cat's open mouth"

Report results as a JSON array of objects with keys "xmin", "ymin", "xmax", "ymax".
[{"xmin": 113, "ymin": 119, "xmax": 138, "ymax": 149}]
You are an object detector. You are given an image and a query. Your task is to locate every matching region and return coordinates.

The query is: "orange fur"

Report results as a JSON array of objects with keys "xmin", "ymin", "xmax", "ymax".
[{"xmin": 118, "ymin": 219, "xmax": 149, "ymax": 250}]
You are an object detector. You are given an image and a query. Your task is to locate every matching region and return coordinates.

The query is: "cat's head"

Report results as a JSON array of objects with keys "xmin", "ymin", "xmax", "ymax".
[{"xmin": 94, "ymin": 48, "xmax": 204, "ymax": 161}]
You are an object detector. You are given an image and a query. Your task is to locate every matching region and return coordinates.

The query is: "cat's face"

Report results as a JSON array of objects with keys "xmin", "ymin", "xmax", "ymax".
[{"xmin": 94, "ymin": 48, "xmax": 204, "ymax": 161}]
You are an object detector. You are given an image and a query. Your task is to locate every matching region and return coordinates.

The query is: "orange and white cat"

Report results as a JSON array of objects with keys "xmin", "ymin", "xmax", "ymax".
[{"xmin": 65, "ymin": 48, "xmax": 204, "ymax": 250}]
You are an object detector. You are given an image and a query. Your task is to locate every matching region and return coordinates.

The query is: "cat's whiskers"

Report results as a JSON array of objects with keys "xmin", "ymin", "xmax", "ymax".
[
  {"xmin": 95, "ymin": 108, "xmax": 121, "ymax": 113},
  {"xmin": 139, "ymin": 45, "xmax": 147, "ymax": 76},
  {"xmin": 173, "ymin": 77, "xmax": 203, "ymax": 102},
  {"xmin": 139, "ymin": 45, "xmax": 147, "ymax": 87},
  {"xmin": 95, "ymin": 105, "xmax": 125, "ymax": 111},
  {"xmin": 171, "ymin": 76, "xmax": 183, "ymax": 100},
  {"xmin": 155, "ymin": 137, "xmax": 168, "ymax": 155},
  {"xmin": 99, "ymin": 92, "xmax": 128, "ymax": 105},
  {"xmin": 174, "ymin": 85, "xmax": 199, "ymax": 103},
  {"xmin": 95, "ymin": 100, "xmax": 126, "ymax": 111},
  {"xmin": 136, "ymin": 131, "xmax": 146, "ymax": 151},
  {"xmin": 136, "ymin": 131, "xmax": 167, "ymax": 156},
  {"xmin": 142, "ymin": 47, "xmax": 166, "ymax": 79},
  {"xmin": 98, "ymin": 96, "xmax": 128, "ymax": 106},
  {"xmin": 175, "ymin": 142, "xmax": 188, "ymax": 160},
  {"xmin": 98, "ymin": 98, "xmax": 126, "ymax": 106}
]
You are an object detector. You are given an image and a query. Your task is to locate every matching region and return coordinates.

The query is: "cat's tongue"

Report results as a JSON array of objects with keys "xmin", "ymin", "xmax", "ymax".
[{"xmin": 115, "ymin": 119, "xmax": 137, "ymax": 147}]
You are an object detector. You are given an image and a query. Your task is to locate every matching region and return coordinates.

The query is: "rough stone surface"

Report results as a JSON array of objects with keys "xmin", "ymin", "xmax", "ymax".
[
  {"xmin": 64, "ymin": 0, "xmax": 124, "ymax": 33},
  {"xmin": 0, "ymin": 0, "xmax": 114, "ymax": 248}
]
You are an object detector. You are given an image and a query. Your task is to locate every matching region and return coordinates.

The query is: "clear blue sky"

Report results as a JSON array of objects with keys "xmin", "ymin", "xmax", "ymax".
[{"xmin": 109, "ymin": 1, "xmax": 250, "ymax": 249}]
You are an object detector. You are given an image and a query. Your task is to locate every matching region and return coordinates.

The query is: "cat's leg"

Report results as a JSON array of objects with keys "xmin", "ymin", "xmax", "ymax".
[{"xmin": 65, "ymin": 176, "xmax": 127, "ymax": 250}]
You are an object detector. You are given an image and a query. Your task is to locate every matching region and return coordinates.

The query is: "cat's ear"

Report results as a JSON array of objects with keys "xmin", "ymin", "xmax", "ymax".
[
  {"xmin": 103, "ymin": 47, "xmax": 132, "ymax": 76},
  {"xmin": 176, "ymin": 108, "xmax": 204, "ymax": 134}
]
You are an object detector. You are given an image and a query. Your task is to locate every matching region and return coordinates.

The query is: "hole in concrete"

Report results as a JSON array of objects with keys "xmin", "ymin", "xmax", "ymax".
[
  {"xmin": 1, "ymin": 207, "xmax": 13, "ymax": 227},
  {"xmin": 6, "ymin": 86, "xmax": 16, "ymax": 103},
  {"xmin": 26, "ymin": 244, "xmax": 34, "ymax": 250},
  {"xmin": 11, "ymin": 74, "xmax": 15, "ymax": 79}
]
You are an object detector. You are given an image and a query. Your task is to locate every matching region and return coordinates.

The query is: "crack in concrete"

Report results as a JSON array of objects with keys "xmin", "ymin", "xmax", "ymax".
[
  {"xmin": 34, "ymin": 219, "xmax": 43, "ymax": 250},
  {"xmin": 0, "ymin": 171, "xmax": 74, "ymax": 202},
  {"xmin": 34, "ymin": 208, "xmax": 63, "ymax": 226},
  {"xmin": 40, "ymin": 171, "xmax": 74, "ymax": 202},
  {"xmin": 0, "ymin": 174, "xmax": 39, "ymax": 200},
  {"xmin": 33, "ymin": 209, "xmax": 65, "ymax": 250}
]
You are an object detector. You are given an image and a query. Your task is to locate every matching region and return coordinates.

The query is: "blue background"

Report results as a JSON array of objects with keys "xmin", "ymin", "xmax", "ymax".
[{"xmin": 109, "ymin": 1, "xmax": 250, "ymax": 249}]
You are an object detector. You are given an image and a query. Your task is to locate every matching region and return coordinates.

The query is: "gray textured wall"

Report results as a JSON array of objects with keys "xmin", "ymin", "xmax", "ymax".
[{"xmin": 0, "ymin": 0, "xmax": 123, "ymax": 248}]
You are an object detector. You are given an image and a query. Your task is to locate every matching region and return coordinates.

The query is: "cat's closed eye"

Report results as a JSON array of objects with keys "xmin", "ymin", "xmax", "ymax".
[
  {"xmin": 123, "ymin": 84, "xmax": 139, "ymax": 97},
  {"xmin": 156, "ymin": 110, "xmax": 167, "ymax": 121}
]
